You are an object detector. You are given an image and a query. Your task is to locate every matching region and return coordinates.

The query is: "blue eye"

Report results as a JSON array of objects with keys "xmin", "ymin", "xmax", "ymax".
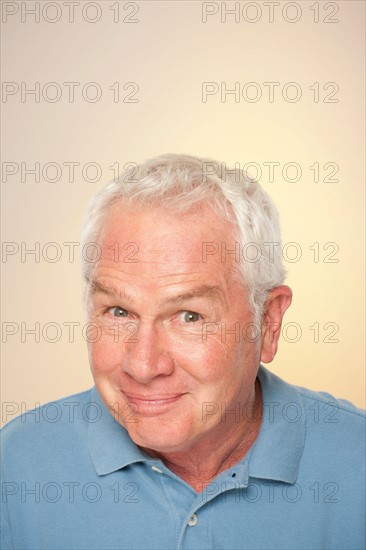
[
  {"xmin": 182, "ymin": 311, "xmax": 201, "ymax": 323},
  {"xmin": 109, "ymin": 307, "xmax": 129, "ymax": 318}
]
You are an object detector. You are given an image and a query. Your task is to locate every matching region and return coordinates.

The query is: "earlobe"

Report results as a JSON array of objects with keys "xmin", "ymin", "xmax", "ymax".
[{"xmin": 260, "ymin": 286, "xmax": 292, "ymax": 364}]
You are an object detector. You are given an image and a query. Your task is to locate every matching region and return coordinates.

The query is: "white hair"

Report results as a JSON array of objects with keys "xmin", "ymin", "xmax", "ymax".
[{"xmin": 80, "ymin": 153, "xmax": 286, "ymax": 321}]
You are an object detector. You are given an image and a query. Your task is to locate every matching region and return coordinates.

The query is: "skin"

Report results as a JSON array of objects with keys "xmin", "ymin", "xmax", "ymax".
[{"xmin": 86, "ymin": 201, "xmax": 292, "ymax": 492}]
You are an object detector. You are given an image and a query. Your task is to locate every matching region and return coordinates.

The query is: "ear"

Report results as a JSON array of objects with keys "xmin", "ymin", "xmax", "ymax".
[{"xmin": 260, "ymin": 286, "xmax": 292, "ymax": 363}]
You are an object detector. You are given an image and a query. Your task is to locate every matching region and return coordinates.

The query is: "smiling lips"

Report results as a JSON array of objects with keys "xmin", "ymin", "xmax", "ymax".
[{"xmin": 122, "ymin": 392, "xmax": 186, "ymax": 414}]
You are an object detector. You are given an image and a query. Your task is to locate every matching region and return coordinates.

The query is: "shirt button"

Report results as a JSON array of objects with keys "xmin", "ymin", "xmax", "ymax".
[
  {"xmin": 187, "ymin": 513, "xmax": 198, "ymax": 527},
  {"xmin": 151, "ymin": 466, "xmax": 163, "ymax": 474}
]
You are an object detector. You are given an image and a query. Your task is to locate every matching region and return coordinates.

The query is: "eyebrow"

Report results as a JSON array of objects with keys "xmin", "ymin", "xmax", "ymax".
[
  {"xmin": 86, "ymin": 277, "xmax": 225, "ymax": 308},
  {"xmin": 163, "ymin": 285, "xmax": 224, "ymax": 306},
  {"xmin": 86, "ymin": 277, "xmax": 128, "ymax": 300}
]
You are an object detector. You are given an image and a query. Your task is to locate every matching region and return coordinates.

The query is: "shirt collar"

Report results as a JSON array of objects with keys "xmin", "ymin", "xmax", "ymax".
[
  {"xmin": 88, "ymin": 386, "xmax": 150, "ymax": 475},
  {"xmin": 88, "ymin": 366, "xmax": 305, "ymax": 483},
  {"xmin": 248, "ymin": 365, "xmax": 306, "ymax": 484}
]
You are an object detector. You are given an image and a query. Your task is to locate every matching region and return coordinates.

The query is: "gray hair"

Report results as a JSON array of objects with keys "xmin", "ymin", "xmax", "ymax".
[{"xmin": 80, "ymin": 153, "xmax": 286, "ymax": 321}]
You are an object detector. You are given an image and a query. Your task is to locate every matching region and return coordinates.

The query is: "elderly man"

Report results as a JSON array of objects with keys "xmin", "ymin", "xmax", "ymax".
[{"xmin": 1, "ymin": 154, "xmax": 365, "ymax": 549}]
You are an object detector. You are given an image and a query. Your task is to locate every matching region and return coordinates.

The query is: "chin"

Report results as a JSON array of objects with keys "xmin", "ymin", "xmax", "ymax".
[{"xmin": 124, "ymin": 421, "xmax": 195, "ymax": 453}]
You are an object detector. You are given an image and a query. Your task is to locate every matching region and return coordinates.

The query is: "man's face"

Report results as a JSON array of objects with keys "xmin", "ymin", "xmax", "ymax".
[{"xmin": 86, "ymin": 201, "xmax": 262, "ymax": 453}]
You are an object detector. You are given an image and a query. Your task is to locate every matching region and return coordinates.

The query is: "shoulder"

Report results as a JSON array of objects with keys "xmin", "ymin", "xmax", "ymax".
[
  {"xmin": 1, "ymin": 388, "xmax": 94, "ymax": 455},
  {"xmin": 295, "ymin": 382, "xmax": 365, "ymax": 427},
  {"xmin": 258, "ymin": 365, "xmax": 365, "ymax": 452},
  {"xmin": 297, "ymin": 384, "xmax": 365, "ymax": 463},
  {"xmin": 289, "ymin": 379, "xmax": 365, "ymax": 475},
  {"xmin": 258, "ymin": 367, "xmax": 365, "ymax": 508},
  {"xmin": 259, "ymin": 365, "xmax": 365, "ymax": 421}
]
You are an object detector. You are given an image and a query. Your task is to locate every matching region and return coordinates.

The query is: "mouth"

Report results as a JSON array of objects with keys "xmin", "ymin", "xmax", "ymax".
[{"xmin": 122, "ymin": 392, "xmax": 186, "ymax": 414}]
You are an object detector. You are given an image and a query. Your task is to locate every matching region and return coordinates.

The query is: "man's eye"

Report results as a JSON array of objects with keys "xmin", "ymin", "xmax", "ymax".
[
  {"xmin": 108, "ymin": 307, "xmax": 129, "ymax": 318},
  {"xmin": 180, "ymin": 311, "xmax": 202, "ymax": 323}
]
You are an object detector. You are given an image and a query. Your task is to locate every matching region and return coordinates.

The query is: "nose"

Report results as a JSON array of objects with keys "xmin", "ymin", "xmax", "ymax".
[{"xmin": 122, "ymin": 322, "xmax": 174, "ymax": 383}]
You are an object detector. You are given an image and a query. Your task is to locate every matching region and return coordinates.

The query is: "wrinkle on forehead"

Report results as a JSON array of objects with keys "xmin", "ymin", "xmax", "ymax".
[
  {"xmin": 93, "ymin": 201, "xmax": 242, "ymax": 289},
  {"xmin": 99, "ymin": 201, "xmax": 237, "ymax": 245},
  {"xmin": 87, "ymin": 275, "xmax": 229, "ymax": 311}
]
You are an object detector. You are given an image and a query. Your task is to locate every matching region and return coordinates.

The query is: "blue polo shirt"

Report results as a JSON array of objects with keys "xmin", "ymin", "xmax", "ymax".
[{"xmin": 1, "ymin": 366, "xmax": 365, "ymax": 550}]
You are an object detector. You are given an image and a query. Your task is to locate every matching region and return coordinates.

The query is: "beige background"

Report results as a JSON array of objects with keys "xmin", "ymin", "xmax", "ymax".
[{"xmin": 1, "ymin": 0, "xmax": 365, "ymax": 425}]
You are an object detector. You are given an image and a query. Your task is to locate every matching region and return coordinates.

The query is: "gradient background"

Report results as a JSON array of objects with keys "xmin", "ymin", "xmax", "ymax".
[{"xmin": 1, "ymin": 0, "xmax": 365, "ymax": 426}]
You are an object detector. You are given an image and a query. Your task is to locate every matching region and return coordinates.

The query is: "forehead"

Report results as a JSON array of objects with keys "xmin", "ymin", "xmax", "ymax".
[{"xmin": 96, "ymin": 201, "xmax": 238, "ymax": 269}]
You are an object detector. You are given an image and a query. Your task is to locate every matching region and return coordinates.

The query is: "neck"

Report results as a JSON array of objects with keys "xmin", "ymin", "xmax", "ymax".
[{"xmin": 143, "ymin": 378, "xmax": 263, "ymax": 493}]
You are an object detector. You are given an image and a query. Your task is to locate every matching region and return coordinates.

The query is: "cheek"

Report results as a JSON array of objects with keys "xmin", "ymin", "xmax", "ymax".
[
  {"xmin": 183, "ymin": 332, "xmax": 259, "ymax": 391},
  {"xmin": 173, "ymin": 332, "xmax": 235, "ymax": 384},
  {"xmin": 88, "ymin": 334, "xmax": 121, "ymax": 375}
]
